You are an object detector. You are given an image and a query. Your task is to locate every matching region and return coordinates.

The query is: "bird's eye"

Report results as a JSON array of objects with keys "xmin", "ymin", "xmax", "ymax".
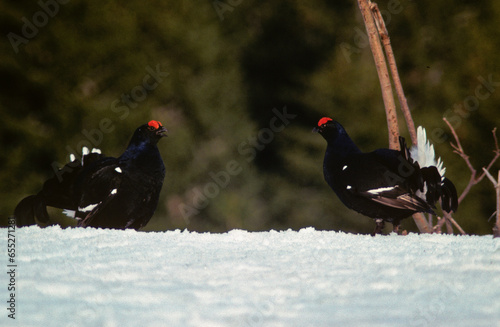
[{"xmin": 147, "ymin": 126, "xmax": 155, "ymax": 131}]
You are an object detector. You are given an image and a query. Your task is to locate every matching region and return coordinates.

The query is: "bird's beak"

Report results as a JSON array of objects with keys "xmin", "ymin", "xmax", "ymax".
[
  {"xmin": 157, "ymin": 126, "xmax": 168, "ymax": 137},
  {"xmin": 312, "ymin": 126, "xmax": 320, "ymax": 133}
]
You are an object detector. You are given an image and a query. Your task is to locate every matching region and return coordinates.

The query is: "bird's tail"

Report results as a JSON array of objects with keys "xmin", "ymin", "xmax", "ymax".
[
  {"xmin": 410, "ymin": 126, "xmax": 446, "ymax": 177},
  {"xmin": 13, "ymin": 194, "xmax": 49, "ymax": 226},
  {"xmin": 13, "ymin": 147, "xmax": 104, "ymax": 227},
  {"xmin": 418, "ymin": 160, "xmax": 458, "ymax": 214},
  {"xmin": 440, "ymin": 177, "xmax": 458, "ymax": 213},
  {"xmin": 402, "ymin": 132, "xmax": 458, "ymax": 214}
]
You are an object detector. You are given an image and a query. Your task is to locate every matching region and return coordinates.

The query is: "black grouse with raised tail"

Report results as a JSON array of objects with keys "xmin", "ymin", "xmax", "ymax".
[
  {"xmin": 14, "ymin": 120, "xmax": 167, "ymax": 230},
  {"xmin": 314, "ymin": 117, "xmax": 458, "ymax": 235}
]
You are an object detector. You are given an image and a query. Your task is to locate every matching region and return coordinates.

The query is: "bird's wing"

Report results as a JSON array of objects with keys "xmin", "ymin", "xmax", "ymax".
[
  {"xmin": 358, "ymin": 184, "xmax": 432, "ymax": 213},
  {"xmin": 337, "ymin": 152, "xmax": 433, "ymax": 213},
  {"xmin": 14, "ymin": 147, "xmax": 107, "ymax": 226},
  {"xmin": 74, "ymin": 158, "xmax": 123, "ymax": 223},
  {"xmin": 37, "ymin": 148, "xmax": 107, "ymax": 211}
]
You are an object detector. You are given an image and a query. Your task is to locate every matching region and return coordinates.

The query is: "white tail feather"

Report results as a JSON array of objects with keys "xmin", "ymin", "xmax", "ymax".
[
  {"xmin": 81, "ymin": 147, "xmax": 89, "ymax": 165},
  {"xmin": 410, "ymin": 126, "xmax": 446, "ymax": 177},
  {"xmin": 78, "ymin": 147, "xmax": 101, "ymax": 165},
  {"xmin": 62, "ymin": 209, "xmax": 75, "ymax": 218}
]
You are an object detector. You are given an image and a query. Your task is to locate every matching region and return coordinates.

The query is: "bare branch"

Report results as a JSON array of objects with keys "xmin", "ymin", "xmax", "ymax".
[
  {"xmin": 483, "ymin": 169, "xmax": 500, "ymax": 238},
  {"xmin": 483, "ymin": 128, "xmax": 500, "ymax": 174},
  {"xmin": 443, "ymin": 117, "xmax": 469, "ymax": 159},
  {"xmin": 444, "ymin": 118, "xmax": 500, "ymax": 205},
  {"xmin": 443, "ymin": 216, "xmax": 452, "ymax": 234},
  {"xmin": 443, "ymin": 211, "xmax": 466, "ymax": 235},
  {"xmin": 443, "ymin": 117, "xmax": 476, "ymax": 203},
  {"xmin": 482, "ymin": 167, "xmax": 498, "ymax": 186}
]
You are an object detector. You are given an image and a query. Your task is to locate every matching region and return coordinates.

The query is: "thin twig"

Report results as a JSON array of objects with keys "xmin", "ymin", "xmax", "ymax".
[
  {"xmin": 434, "ymin": 214, "xmax": 457, "ymax": 234},
  {"xmin": 485, "ymin": 127, "xmax": 500, "ymax": 171},
  {"xmin": 483, "ymin": 167, "xmax": 498, "ymax": 186},
  {"xmin": 445, "ymin": 216, "xmax": 453, "ymax": 234},
  {"xmin": 443, "ymin": 211, "xmax": 466, "ymax": 235}
]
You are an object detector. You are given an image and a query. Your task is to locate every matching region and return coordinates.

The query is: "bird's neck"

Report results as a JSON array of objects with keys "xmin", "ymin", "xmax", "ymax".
[
  {"xmin": 325, "ymin": 132, "xmax": 362, "ymax": 159},
  {"xmin": 120, "ymin": 141, "xmax": 163, "ymax": 167}
]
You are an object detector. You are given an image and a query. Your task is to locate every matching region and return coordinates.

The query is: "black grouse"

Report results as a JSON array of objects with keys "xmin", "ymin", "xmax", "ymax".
[
  {"xmin": 314, "ymin": 117, "xmax": 458, "ymax": 235},
  {"xmin": 14, "ymin": 120, "xmax": 167, "ymax": 230}
]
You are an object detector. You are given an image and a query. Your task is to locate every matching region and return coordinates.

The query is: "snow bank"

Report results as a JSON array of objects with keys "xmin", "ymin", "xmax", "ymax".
[{"xmin": 2, "ymin": 226, "xmax": 499, "ymax": 326}]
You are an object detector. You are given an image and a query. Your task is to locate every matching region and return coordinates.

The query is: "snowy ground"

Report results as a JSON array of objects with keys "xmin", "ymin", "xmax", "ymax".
[{"xmin": 2, "ymin": 226, "xmax": 499, "ymax": 327}]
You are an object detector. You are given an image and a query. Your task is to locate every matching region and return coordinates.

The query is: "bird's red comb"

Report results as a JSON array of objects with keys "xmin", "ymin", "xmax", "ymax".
[
  {"xmin": 318, "ymin": 117, "xmax": 333, "ymax": 127},
  {"xmin": 148, "ymin": 120, "xmax": 162, "ymax": 129}
]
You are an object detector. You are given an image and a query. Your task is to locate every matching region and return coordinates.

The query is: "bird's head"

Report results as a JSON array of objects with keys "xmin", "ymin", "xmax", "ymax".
[
  {"xmin": 313, "ymin": 117, "xmax": 351, "ymax": 144},
  {"xmin": 147, "ymin": 120, "xmax": 168, "ymax": 137},
  {"xmin": 313, "ymin": 117, "xmax": 338, "ymax": 136},
  {"xmin": 133, "ymin": 120, "xmax": 168, "ymax": 145},
  {"xmin": 312, "ymin": 117, "xmax": 333, "ymax": 132}
]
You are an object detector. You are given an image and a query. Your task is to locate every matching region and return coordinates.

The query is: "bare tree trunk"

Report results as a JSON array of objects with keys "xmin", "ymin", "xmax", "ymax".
[
  {"xmin": 370, "ymin": 3, "xmax": 417, "ymax": 145},
  {"xmin": 412, "ymin": 212, "xmax": 432, "ymax": 234},
  {"xmin": 356, "ymin": 0, "xmax": 399, "ymax": 151}
]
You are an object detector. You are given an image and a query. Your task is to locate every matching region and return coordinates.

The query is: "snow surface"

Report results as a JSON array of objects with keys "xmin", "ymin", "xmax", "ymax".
[{"xmin": 2, "ymin": 226, "xmax": 500, "ymax": 327}]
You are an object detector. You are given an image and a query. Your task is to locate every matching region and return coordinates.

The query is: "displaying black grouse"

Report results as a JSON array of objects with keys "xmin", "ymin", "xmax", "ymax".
[
  {"xmin": 314, "ymin": 117, "xmax": 458, "ymax": 235},
  {"xmin": 14, "ymin": 120, "xmax": 167, "ymax": 230}
]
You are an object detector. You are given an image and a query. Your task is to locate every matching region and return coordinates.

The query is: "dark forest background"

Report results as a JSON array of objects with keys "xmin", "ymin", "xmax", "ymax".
[{"xmin": 1, "ymin": 0, "xmax": 499, "ymax": 234}]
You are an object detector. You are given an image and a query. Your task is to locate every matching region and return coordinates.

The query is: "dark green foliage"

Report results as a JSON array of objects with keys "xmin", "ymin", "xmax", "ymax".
[{"xmin": 1, "ymin": 0, "xmax": 499, "ymax": 234}]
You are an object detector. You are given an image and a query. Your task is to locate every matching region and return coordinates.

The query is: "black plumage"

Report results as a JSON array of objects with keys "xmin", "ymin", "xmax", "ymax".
[
  {"xmin": 14, "ymin": 120, "xmax": 167, "ymax": 230},
  {"xmin": 314, "ymin": 117, "xmax": 458, "ymax": 235}
]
